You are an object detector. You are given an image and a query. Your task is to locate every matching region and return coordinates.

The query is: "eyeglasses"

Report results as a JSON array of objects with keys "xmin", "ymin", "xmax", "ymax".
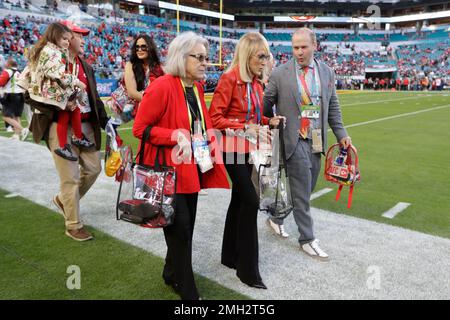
[
  {"xmin": 254, "ymin": 53, "xmax": 271, "ymax": 62},
  {"xmin": 135, "ymin": 45, "xmax": 148, "ymax": 52},
  {"xmin": 189, "ymin": 54, "xmax": 209, "ymax": 63}
]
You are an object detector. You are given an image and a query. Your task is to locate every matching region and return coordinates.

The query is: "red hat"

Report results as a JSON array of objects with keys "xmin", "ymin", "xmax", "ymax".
[{"xmin": 59, "ymin": 20, "xmax": 90, "ymax": 36}]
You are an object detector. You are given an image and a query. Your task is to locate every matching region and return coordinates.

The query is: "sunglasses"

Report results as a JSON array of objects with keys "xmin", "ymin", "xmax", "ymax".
[
  {"xmin": 254, "ymin": 53, "xmax": 271, "ymax": 62},
  {"xmin": 135, "ymin": 45, "xmax": 148, "ymax": 52},
  {"xmin": 189, "ymin": 54, "xmax": 209, "ymax": 63}
]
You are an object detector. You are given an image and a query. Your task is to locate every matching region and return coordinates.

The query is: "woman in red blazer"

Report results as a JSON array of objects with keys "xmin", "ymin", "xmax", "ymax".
[
  {"xmin": 133, "ymin": 32, "xmax": 229, "ymax": 300},
  {"xmin": 209, "ymin": 32, "xmax": 283, "ymax": 290}
]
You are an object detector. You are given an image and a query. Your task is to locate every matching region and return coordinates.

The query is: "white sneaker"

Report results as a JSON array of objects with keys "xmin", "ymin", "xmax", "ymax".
[
  {"xmin": 20, "ymin": 128, "xmax": 29, "ymax": 141},
  {"xmin": 300, "ymin": 239, "xmax": 329, "ymax": 261},
  {"xmin": 266, "ymin": 218, "xmax": 289, "ymax": 238},
  {"xmin": 10, "ymin": 134, "xmax": 20, "ymax": 140},
  {"xmin": 6, "ymin": 126, "xmax": 14, "ymax": 132}
]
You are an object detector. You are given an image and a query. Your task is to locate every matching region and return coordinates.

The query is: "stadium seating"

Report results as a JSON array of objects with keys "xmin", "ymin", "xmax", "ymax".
[{"xmin": 0, "ymin": 5, "xmax": 448, "ymax": 90}]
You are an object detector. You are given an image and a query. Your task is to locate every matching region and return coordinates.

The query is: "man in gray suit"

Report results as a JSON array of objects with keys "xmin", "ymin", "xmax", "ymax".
[{"xmin": 263, "ymin": 28, "xmax": 352, "ymax": 260}]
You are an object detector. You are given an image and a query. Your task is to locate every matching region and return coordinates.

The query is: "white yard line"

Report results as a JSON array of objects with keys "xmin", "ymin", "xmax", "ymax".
[
  {"xmin": 115, "ymin": 100, "xmax": 450, "ymax": 133},
  {"xmin": 4, "ymin": 192, "xmax": 21, "ymax": 198},
  {"xmin": 341, "ymin": 95, "xmax": 436, "ymax": 107},
  {"xmin": 340, "ymin": 104, "xmax": 450, "ymax": 130},
  {"xmin": 382, "ymin": 202, "xmax": 411, "ymax": 219},
  {"xmin": 117, "ymin": 127, "xmax": 132, "ymax": 131},
  {"xmin": 310, "ymin": 188, "xmax": 333, "ymax": 200}
]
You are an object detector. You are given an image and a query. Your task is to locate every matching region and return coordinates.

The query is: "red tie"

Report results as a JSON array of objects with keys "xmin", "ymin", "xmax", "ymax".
[{"xmin": 299, "ymin": 66, "xmax": 311, "ymax": 139}]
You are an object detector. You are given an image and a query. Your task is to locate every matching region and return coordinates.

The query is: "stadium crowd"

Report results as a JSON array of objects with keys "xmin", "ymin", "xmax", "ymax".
[
  {"xmin": 1, "ymin": 13, "xmax": 449, "ymax": 91},
  {"xmin": 0, "ymin": 15, "xmax": 450, "ymax": 90}
]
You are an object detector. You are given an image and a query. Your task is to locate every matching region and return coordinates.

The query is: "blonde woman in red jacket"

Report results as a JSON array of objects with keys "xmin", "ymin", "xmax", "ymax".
[
  {"xmin": 209, "ymin": 32, "xmax": 283, "ymax": 290},
  {"xmin": 133, "ymin": 32, "xmax": 229, "ymax": 300}
]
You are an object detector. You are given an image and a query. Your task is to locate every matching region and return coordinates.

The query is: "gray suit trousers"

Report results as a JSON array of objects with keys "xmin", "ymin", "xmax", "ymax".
[{"xmin": 272, "ymin": 138, "xmax": 321, "ymax": 244}]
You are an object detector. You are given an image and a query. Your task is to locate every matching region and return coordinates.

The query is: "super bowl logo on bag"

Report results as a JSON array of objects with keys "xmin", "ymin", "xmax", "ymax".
[
  {"xmin": 327, "ymin": 164, "xmax": 350, "ymax": 180},
  {"xmin": 133, "ymin": 187, "xmax": 149, "ymax": 200}
]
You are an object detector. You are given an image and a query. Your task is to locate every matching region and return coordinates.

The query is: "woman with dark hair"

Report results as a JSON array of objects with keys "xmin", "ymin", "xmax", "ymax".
[{"xmin": 124, "ymin": 34, "xmax": 164, "ymax": 102}]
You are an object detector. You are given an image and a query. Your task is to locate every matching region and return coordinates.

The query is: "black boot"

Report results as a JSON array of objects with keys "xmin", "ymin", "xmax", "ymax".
[{"xmin": 54, "ymin": 144, "xmax": 78, "ymax": 161}]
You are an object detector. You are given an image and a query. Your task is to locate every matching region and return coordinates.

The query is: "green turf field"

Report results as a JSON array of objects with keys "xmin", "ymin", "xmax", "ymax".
[
  {"xmin": 313, "ymin": 91, "xmax": 450, "ymax": 239},
  {"xmin": 0, "ymin": 189, "xmax": 249, "ymax": 300},
  {"xmin": 2, "ymin": 91, "xmax": 449, "ymax": 240}
]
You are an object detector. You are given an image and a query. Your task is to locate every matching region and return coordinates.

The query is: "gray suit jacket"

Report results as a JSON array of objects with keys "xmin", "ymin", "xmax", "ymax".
[{"xmin": 264, "ymin": 58, "xmax": 348, "ymax": 159}]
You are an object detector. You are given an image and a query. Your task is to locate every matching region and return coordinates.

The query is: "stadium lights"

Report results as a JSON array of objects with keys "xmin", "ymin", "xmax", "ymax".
[
  {"xmin": 274, "ymin": 10, "xmax": 450, "ymax": 24},
  {"xmin": 158, "ymin": 1, "xmax": 234, "ymax": 21}
]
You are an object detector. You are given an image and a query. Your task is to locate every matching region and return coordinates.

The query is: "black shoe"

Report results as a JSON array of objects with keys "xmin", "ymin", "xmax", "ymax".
[
  {"xmin": 247, "ymin": 281, "xmax": 267, "ymax": 290},
  {"xmin": 72, "ymin": 134, "xmax": 95, "ymax": 149},
  {"xmin": 239, "ymin": 277, "xmax": 267, "ymax": 289},
  {"xmin": 54, "ymin": 144, "xmax": 78, "ymax": 161}
]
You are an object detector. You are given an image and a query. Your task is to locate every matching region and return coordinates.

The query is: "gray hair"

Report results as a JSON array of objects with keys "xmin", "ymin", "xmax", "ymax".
[
  {"xmin": 163, "ymin": 31, "xmax": 209, "ymax": 78},
  {"xmin": 292, "ymin": 27, "xmax": 317, "ymax": 44}
]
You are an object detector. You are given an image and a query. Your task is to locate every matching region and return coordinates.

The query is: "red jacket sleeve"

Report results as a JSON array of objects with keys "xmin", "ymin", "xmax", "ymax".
[
  {"xmin": 132, "ymin": 79, "xmax": 177, "ymax": 146},
  {"xmin": 209, "ymin": 73, "xmax": 246, "ymax": 131},
  {"xmin": 0, "ymin": 70, "xmax": 10, "ymax": 87}
]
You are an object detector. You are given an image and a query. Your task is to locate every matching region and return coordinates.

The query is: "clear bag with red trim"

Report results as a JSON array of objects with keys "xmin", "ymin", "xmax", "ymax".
[
  {"xmin": 115, "ymin": 126, "xmax": 176, "ymax": 228},
  {"xmin": 324, "ymin": 144, "xmax": 361, "ymax": 208}
]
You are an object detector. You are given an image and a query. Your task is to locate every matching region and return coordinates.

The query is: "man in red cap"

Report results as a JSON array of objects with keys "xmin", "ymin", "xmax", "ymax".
[
  {"xmin": 59, "ymin": 20, "xmax": 90, "ymax": 36},
  {"xmin": 28, "ymin": 20, "xmax": 110, "ymax": 241}
]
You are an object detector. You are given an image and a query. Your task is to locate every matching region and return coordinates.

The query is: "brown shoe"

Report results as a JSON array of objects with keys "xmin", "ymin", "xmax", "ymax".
[
  {"xmin": 52, "ymin": 195, "xmax": 66, "ymax": 218},
  {"xmin": 65, "ymin": 228, "xmax": 93, "ymax": 242}
]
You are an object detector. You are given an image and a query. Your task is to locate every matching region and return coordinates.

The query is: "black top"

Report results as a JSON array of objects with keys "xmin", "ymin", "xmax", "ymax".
[{"xmin": 185, "ymin": 86, "xmax": 203, "ymax": 133}]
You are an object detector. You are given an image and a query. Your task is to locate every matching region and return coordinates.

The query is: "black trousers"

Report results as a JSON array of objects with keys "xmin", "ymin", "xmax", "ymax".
[
  {"xmin": 162, "ymin": 193, "xmax": 199, "ymax": 300},
  {"xmin": 221, "ymin": 152, "xmax": 262, "ymax": 284}
]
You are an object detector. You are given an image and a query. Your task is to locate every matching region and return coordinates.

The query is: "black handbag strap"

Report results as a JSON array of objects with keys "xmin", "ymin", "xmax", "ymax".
[
  {"xmin": 135, "ymin": 125, "xmax": 167, "ymax": 169},
  {"xmin": 278, "ymin": 119, "xmax": 288, "ymax": 173}
]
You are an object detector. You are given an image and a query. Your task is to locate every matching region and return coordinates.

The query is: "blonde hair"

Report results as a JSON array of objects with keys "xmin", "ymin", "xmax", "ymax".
[
  {"xmin": 163, "ymin": 31, "xmax": 209, "ymax": 78},
  {"xmin": 227, "ymin": 32, "xmax": 270, "ymax": 83}
]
